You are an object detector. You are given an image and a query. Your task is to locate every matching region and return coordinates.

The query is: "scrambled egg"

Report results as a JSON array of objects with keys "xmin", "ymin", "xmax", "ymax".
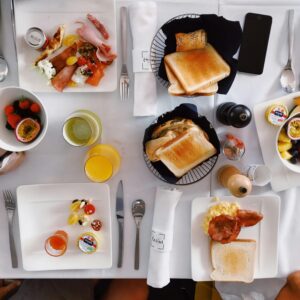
[{"xmin": 202, "ymin": 198, "xmax": 240, "ymax": 234}]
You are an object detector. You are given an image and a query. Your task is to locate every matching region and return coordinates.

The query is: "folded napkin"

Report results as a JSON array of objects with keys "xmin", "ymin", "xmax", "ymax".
[
  {"xmin": 129, "ymin": 2, "xmax": 157, "ymax": 117},
  {"xmin": 147, "ymin": 187, "xmax": 183, "ymax": 288}
]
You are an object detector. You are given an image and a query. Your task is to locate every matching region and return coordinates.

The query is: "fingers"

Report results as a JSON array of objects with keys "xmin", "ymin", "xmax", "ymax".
[{"xmin": 0, "ymin": 280, "xmax": 21, "ymax": 299}]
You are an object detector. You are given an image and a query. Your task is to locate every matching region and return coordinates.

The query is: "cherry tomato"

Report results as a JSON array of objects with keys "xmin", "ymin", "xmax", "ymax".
[
  {"xmin": 77, "ymin": 56, "xmax": 87, "ymax": 66},
  {"xmin": 84, "ymin": 204, "xmax": 96, "ymax": 215}
]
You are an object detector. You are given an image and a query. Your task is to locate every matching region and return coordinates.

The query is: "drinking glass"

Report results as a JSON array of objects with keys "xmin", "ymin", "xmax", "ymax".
[
  {"xmin": 63, "ymin": 110, "xmax": 102, "ymax": 147},
  {"xmin": 84, "ymin": 144, "xmax": 121, "ymax": 182}
]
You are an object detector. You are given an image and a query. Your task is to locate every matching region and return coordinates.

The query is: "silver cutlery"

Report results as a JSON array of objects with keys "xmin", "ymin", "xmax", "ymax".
[
  {"xmin": 3, "ymin": 190, "xmax": 18, "ymax": 268},
  {"xmin": 132, "ymin": 199, "xmax": 145, "ymax": 270},
  {"xmin": 120, "ymin": 7, "xmax": 129, "ymax": 101},
  {"xmin": 280, "ymin": 9, "xmax": 296, "ymax": 93},
  {"xmin": 116, "ymin": 180, "xmax": 124, "ymax": 268}
]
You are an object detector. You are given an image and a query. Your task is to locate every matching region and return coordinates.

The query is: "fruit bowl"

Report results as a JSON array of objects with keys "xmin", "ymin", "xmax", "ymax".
[
  {"xmin": 276, "ymin": 113, "xmax": 300, "ymax": 173},
  {"xmin": 0, "ymin": 86, "xmax": 48, "ymax": 152}
]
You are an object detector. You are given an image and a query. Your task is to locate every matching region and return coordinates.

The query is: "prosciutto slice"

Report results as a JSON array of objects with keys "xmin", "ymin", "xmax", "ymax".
[
  {"xmin": 87, "ymin": 13, "xmax": 109, "ymax": 40},
  {"xmin": 76, "ymin": 22, "xmax": 116, "ymax": 62},
  {"xmin": 51, "ymin": 65, "xmax": 77, "ymax": 92},
  {"xmin": 50, "ymin": 41, "xmax": 81, "ymax": 73}
]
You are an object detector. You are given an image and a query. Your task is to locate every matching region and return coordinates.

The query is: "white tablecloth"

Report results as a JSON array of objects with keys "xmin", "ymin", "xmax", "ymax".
[{"xmin": 0, "ymin": 2, "xmax": 300, "ymax": 297}]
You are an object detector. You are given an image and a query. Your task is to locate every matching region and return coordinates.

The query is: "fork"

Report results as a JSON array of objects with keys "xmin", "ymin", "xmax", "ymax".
[
  {"xmin": 3, "ymin": 190, "xmax": 18, "ymax": 268},
  {"xmin": 120, "ymin": 7, "xmax": 129, "ymax": 100}
]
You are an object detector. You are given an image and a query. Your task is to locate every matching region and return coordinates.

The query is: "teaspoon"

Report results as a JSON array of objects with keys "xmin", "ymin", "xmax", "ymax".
[
  {"xmin": 280, "ymin": 9, "xmax": 296, "ymax": 93},
  {"xmin": 132, "ymin": 199, "xmax": 145, "ymax": 270},
  {"xmin": 0, "ymin": 56, "xmax": 8, "ymax": 82}
]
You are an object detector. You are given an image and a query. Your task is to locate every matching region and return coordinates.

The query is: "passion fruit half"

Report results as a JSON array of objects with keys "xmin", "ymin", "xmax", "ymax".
[
  {"xmin": 287, "ymin": 118, "xmax": 300, "ymax": 140},
  {"xmin": 15, "ymin": 118, "xmax": 41, "ymax": 143}
]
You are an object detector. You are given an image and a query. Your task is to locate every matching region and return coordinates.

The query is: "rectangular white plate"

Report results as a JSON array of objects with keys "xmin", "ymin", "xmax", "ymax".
[
  {"xmin": 191, "ymin": 195, "xmax": 280, "ymax": 281},
  {"xmin": 253, "ymin": 92, "xmax": 300, "ymax": 192},
  {"xmin": 17, "ymin": 183, "xmax": 112, "ymax": 271},
  {"xmin": 15, "ymin": 0, "xmax": 117, "ymax": 92}
]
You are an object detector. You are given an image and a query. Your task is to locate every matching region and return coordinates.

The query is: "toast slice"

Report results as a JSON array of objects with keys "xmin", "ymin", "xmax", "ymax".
[
  {"xmin": 165, "ymin": 63, "xmax": 218, "ymax": 96},
  {"xmin": 210, "ymin": 239, "xmax": 256, "ymax": 283},
  {"xmin": 156, "ymin": 126, "xmax": 217, "ymax": 177},
  {"xmin": 164, "ymin": 44, "xmax": 230, "ymax": 95},
  {"xmin": 175, "ymin": 29, "xmax": 207, "ymax": 52}
]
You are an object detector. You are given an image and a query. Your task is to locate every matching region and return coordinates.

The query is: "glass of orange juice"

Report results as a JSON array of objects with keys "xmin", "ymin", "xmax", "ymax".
[
  {"xmin": 84, "ymin": 144, "xmax": 121, "ymax": 182},
  {"xmin": 45, "ymin": 230, "xmax": 68, "ymax": 257}
]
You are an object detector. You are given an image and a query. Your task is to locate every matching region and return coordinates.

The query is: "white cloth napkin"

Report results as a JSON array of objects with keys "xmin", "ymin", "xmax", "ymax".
[
  {"xmin": 147, "ymin": 187, "xmax": 183, "ymax": 288},
  {"xmin": 129, "ymin": 2, "xmax": 157, "ymax": 117}
]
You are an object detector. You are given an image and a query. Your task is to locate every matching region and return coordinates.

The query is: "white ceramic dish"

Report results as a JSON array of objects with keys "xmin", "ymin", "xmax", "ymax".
[
  {"xmin": 253, "ymin": 91, "xmax": 300, "ymax": 192},
  {"xmin": 0, "ymin": 86, "xmax": 48, "ymax": 152},
  {"xmin": 275, "ymin": 113, "xmax": 300, "ymax": 173},
  {"xmin": 15, "ymin": 0, "xmax": 117, "ymax": 93},
  {"xmin": 17, "ymin": 183, "xmax": 112, "ymax": 271},
  {"xmin": 191, "ymin": 195, "xmax": 280, "ymax": 281}
]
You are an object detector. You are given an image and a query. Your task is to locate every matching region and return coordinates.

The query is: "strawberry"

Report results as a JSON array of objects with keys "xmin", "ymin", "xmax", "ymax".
[
  {"xmin": 19, "ymin": 99, "xmax": 31, "ymax": 110},
  {"xmin": 7, "ymin": 114, "xmax": 21, "ymax": 129},
  {"xmin": 4, "ymin": 105, "xmax": 14, "ymax": 116},
  {"xmin": 30, "ymin": 103, "xmax": 41, "ymax": 114}
]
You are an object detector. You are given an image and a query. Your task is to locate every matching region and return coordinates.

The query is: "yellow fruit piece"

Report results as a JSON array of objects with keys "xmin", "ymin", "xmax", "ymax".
[
  {"xmin": 278, "ymin": 141, "xmax": 292, "ymax": 152},
  {"xmin": 278, "ymin": 129, "xmax": 291, "ymax": 143},
  {"xmin": 280, "ymin": 151, "xmax": 293, "ymax": 160},
  {"xmin": 66, "ymin": 56, "xmax": 78, "ymax": 66},
  {"xmin": 68, "ymin": 213, "xmax": 79, "ymax": 225},
  {"xmin": 63, "ymin": 34, "xmax": 79, "ymax": 47},
  {"xmin": 70, "ymin": 201, "xmax": 81, "ymax": 212},
  {"xmin": 294, "ymin": 96, "xmax": 300, "ymax": 106},
  {"xmin": 67, "ymin": 80, "xmax": 78, "ymax": 87}
]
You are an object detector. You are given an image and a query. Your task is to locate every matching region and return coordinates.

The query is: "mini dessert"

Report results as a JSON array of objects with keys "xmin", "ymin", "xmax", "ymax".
[
  {"xmin": 45, "ymin": 230, "xmax": 68, "ymax": 257},
  {"xmin": 78, "ymin": 232, "xmax": 98, "ymax": 254},
  {"xmin": 265, "ymin": 104, "xmax": 288, "ymax": 126},
  {"xmin": 4, "ymin": 99, "xmax": 42, "ymax": 143},
  {"xmin": 91, "ymin": 219, "xmax": 102, "ymax": 231}
]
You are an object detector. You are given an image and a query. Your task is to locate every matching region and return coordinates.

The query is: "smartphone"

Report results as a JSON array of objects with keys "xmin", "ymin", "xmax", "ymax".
[{"xmin": 238, "ymin": 13, "xmax": 272, "ymax": 75}]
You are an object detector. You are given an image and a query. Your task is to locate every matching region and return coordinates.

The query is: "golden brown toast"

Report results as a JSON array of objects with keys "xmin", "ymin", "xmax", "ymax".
[{"xmin": 175, "ymin": 29, "xmax": 207, "ymax": 52}]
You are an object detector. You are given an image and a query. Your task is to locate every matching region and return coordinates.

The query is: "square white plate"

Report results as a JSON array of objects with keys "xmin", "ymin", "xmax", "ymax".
[
  {"xmin": 191, "ymin": 195, "xmax": 280, "ymax": 281},
  {"xmin": 15, "ymin": 0, "xmax": 117, "ymax": 92},
  {"xmin": 17, "ymin": 183, "xmax": 112, "ymax": 271}
]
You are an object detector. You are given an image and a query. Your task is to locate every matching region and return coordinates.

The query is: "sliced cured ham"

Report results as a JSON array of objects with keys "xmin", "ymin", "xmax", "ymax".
[
  {"xmin": 76, "ymin": 22, "xmax": 116, "ymax": 62},
  {"xmin": 87, "ymin": 13, "xmax": 109, "ymax": 40},
  {"xmin": 51, "ymin": 65, "xmax": 77, "ymax": 92},
  {"xmin": 50, "ymin": 41, "xmax": 81, "ymax": 73}
]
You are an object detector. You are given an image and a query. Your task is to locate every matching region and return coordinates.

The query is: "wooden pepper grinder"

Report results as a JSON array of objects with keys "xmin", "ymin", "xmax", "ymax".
[{"xmin": 217, "ymin": 165, "xmax": 252, "ymax": 198}]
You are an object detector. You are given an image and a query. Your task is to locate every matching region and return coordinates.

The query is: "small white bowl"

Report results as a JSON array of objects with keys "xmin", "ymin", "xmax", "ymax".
[
  {"xmin": 276, "ymin": 113, "xmax": 300, "ymax": 173},
  {"xmin": 0, "ymin": 86, "xmax": 48, "ymax": 152}
]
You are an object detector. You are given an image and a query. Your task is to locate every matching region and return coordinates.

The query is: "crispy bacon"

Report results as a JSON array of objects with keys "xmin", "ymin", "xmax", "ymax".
[
  {"xmin": 51, "ymin": 65, "xmax": 77, "ymax": 92},
  {"xmin": 87, "ymin": 13, "xmax": 109, "ymax": 40},
  {"xmin": 237, "ymin": 209, "xmax": 263, "ymax": 227},
  {"xmin": 50, "ymin": 41, "xmax": 81, "ymax": 73},
  {"xmin": 76, "ymin": 22, "xmax": 116, "ymax": 62},
  {"xmin": 208, "ymin": 215, "xmax": 241, "ymax": 244}
]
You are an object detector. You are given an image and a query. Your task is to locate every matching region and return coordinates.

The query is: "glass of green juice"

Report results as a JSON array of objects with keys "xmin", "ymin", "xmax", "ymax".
[{"xmin": 63, "ymin": 110, "xmax": 102, "ymax": 147}]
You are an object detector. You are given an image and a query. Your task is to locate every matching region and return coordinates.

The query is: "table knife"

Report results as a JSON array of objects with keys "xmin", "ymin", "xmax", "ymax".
[{"xmin": 116, "ymin": 180, "xmax": 124, "ymax": 268}]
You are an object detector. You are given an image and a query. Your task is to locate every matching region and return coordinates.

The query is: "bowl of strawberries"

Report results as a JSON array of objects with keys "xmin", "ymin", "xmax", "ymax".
[{"xmin": 0, "ymin": 86, "xmax": 48, "ymax": 152}]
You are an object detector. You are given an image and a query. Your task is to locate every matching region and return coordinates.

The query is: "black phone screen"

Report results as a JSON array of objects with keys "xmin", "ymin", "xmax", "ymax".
[{"xmin": 238, "ymin": 13, "xmax": 272, "ymax": 75}]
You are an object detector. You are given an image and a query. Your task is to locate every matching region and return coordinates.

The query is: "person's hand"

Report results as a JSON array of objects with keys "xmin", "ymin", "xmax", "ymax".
[{"xmin": 0, "ymin": 280, "xmax": 21, "ymax": 300}]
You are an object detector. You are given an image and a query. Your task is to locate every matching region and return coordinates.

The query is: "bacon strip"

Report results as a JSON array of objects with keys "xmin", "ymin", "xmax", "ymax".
[
  {"xmin": 76, "ymin": 22, "xmax": 116, "ymax": 62},
  {"xmin": 50, "ymin": 41, "xmax": 81, "ymax": 73},
  {"xmin": 237, "ymin": 210, "xmax": 263, "ymax": 227},
  {"xmin": 87, "ymin": 13, "xmax": 109, "ymax": 40},
  {"xmin": 51, "ymin": 65, "xmax": 77, "ymax": 92}
]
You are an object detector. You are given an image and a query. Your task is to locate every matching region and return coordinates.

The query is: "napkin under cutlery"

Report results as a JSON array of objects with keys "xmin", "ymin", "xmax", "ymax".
[
  {"xmin": 129, "ymin": 1, "xmax": 158, "ymax": 117},
  {"xmin": 147, "ymin": 187, "xmax": 183, "ymax": 288}
]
